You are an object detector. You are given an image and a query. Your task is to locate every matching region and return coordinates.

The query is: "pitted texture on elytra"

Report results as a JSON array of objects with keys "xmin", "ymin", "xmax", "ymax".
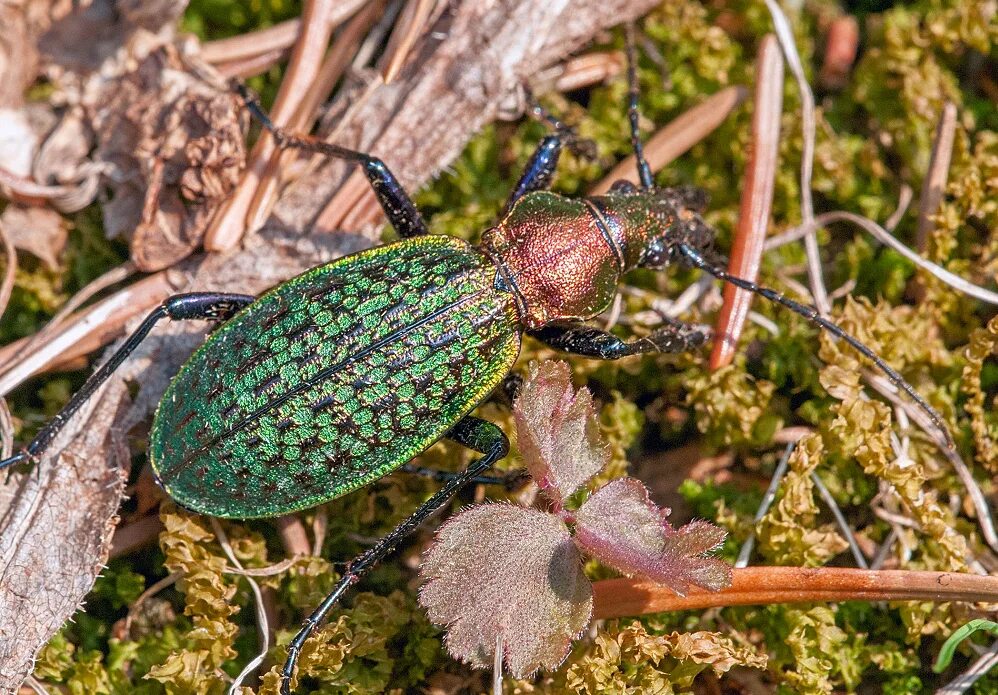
[{"xmin": 149, "ymin": 235, "xmax": 520, "ymax": 518}]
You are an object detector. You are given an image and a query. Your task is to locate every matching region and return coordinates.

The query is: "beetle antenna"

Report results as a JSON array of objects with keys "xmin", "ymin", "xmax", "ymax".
[
  {"xmin": 678, "ymin": 243, "xmax": 955, "ymax": 451},
  {"xmin": 625, "ymin": 23, "xmax": 654, "ymax": 190}
]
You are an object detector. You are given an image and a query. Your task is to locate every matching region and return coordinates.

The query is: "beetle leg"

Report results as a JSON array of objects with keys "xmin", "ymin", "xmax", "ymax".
[
  {"xmin": 279, "ymin": 417, "xmax": 508, "ymax": 695},
  {"xmin": 400, "ymin": 462, "xmax": 527, "ymax": 491},
  {"xmin": 0, "ymin": 292, "xmax": 255, "ymax": 471},
  {"xmin": 235, "ymin": 83, "xmax": 428, "ymax": 239},
  {"xmin": 625, "ymin": 22, "xmax": 654, "ymax": 189},
  {"xmin": 502, "ymin": 134, "xmax": 564, "ymax": 215},
  {"xmin": 528, "ymin": 319, "xmax": 708, "ymax": 359}
]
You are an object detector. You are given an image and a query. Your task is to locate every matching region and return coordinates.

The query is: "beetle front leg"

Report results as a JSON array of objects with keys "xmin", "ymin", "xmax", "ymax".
[
  {"xmin": 0, "ymin": 292, "xmax": 255, "ymax": 471},
  {"xmin": 279, "ymin": 416, "xmax": 509, "ymax": 695},
  {"xmin": 503, "ymin": 134, "xmax": 564, "ymax": 214},
  {"xmin": 529, "ymin": 319, "xmax": 708, "ymax": 359}
]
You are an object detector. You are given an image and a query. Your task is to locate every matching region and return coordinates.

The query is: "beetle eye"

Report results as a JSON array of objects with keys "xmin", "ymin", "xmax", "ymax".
[
  {"xmin": 639, "ymin": 238, "xmax": 668, "ymax": 268},
  {"xmin": 609, "ymin": 179, "xmax": 639, "ymax": 195}
]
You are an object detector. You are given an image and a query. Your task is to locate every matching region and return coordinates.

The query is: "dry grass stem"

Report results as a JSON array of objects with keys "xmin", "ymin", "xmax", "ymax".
[
  {"xmin": 275, "ymin": 515, "xmax": 312, "ymax": 557},
  {"xmin": 0, "ymin": 167, "xmax": 72, "ymax": 204},
  {"xmin": 916, "ymin": 101, "xmax": 958, "ymax": 251},
  {"xmin": 223, "ymin": 558, "xmax": 299, "ymax": 577},
  {"xmin": 863, "ymin": 369, "xmax": 998, "ymax": 554},
  {"xmin": 201, "ymin": 18, "xmax": 302, "ymax": 65},
  {"xmin": 763, "ymin": 211, "xmax": 998, "ymax": 305},
  {"xmin": 215, "ymin": 49, "xmax": 294, "ymax": 80},
  {"xmin": 0, "ymin": 222, "xmax": 16, "ymax": 322},
  {"xmin": 763, "ymin": 0, "xmax": 829, "ymax": 315},
  {"xmin": 204, "ymin": 0, "xmax": 349, "ymax": 251},
  {"xmin": 381, "ymin": 0, "xmax": 439, "ymax": 84},
  {"xmin": 736, "ymin": 442, "xmax": 795, "ymax": 568},
  {"xmin": 937, "ymin": 642, "xmax": 998, "ymax": 695},
  {"xmin": 535, "ymin": 51, "xmax": 625, "ymax": 94},
  {"xmin": 818, "ymin": 15, "xmax": 859, "ymax": 89},
  {"xmin": 109, "ymin": 513, "xmax": 165, "ymax": 559},
  {"xmin": 245, "ymin": 2, "xmax": 384, "ymax": 230},
  {"xmin": 0, "ymin": 272, "xmax": 175, "ymax": 394},
  {"xmin": 0, "ymin": 263, "xmax": 135, "ymax": 372},
  {"xmin": 211, "ymin": 519, "xmax": 270, "ymax": 693},
  {"xmin": 121, "ymin": 572, "xmax": 180, "ymax": 638},
  {"xmin": 810, "ymin": 471, "xmax": 869, "ymax": 568}
]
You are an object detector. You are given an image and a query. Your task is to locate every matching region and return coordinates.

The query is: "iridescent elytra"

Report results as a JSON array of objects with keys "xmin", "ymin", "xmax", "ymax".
[{"xmin": 0, "ymin": 28, "xmax": 953, "ymax": 695}]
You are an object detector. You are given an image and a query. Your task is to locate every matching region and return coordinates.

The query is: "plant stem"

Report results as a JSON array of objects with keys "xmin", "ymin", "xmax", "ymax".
[{"xmin": 593, "ymin": 567, "xmax": 998, "ymax": 619}]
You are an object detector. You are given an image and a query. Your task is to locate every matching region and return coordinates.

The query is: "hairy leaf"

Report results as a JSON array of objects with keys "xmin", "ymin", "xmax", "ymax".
[
  {"xmin": 573, "ymin": 478, "xmax": 731, "ymax": 595},
  {"xmin": 514, "ymin": 361, "xmax": 610, "ymax": 502},
  {"xmin": 419, "ymin": 504, "xmax": 592, "ymax": 677}
]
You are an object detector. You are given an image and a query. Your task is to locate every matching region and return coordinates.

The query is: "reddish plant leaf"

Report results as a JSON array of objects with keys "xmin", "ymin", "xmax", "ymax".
[
  {"xmin": 573, "ymin": 478, "xmax": 731, "ymax": 596},
  {"xmin": 513, "ymin": 361, "xmax": 609, "ymax": 502},
  {"xmin": 419, "ymin": 504, "xmax": 593, "ymax": 678}
]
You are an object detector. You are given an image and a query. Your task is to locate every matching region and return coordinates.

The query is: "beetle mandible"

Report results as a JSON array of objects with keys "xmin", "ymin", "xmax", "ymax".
[{"xmin": 1, "ymin": 25, "xmax": 952, "ymax": 694}]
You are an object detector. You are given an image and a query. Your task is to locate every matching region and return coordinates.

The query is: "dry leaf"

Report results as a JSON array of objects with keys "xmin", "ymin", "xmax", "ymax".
[
  {"xmin": 0, "ymin": 205, "xmax": 67, "ymax": 270},
  {"xmin": 93, "ymin": 44, "xmax": 245, "ymax": 271}
]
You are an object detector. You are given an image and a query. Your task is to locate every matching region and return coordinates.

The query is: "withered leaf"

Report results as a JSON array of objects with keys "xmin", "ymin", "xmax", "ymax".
[
  {"xmin": 0, "ymin": 205, "xmax": 67, "ymax": 270},
  {"xmin": 513, "ymin": 361, "xmax": 609, "ymax": 502},
  {"xmin": 573, "ymin": 478, "xmax": 731, "ymax": 596},
  {"xmin": 419, "ymin": 504, "xmax": 593, "ymax": 678}
]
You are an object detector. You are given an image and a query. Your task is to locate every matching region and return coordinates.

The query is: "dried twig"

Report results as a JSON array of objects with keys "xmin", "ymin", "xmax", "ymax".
[{"xmin": 709, "ymin": 36, "xmax": 782, "ymax": 369}]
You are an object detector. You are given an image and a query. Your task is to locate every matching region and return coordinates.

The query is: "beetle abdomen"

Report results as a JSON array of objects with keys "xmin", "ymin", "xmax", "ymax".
[{"xmin": 149, "ymin": 235, "xmax": 520, "ymax": 518}]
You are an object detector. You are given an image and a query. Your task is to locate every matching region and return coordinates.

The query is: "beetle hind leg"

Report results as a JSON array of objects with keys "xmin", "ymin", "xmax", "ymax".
[
  {"xmin": 0, "ymin": 292, "xmax": 255, "ymax": 472},
  {"xmin": 234, "ymin": 82, "xmax": 429, "ymax": 240},
  {"xmin": 278, "ymin": 416, "xmax": 509, "ymax": 695}
]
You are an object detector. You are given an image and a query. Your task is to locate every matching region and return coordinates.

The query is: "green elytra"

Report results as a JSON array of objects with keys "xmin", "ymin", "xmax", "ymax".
[{"xmin": 150, "ymin": 235, "xmax": 520, "ymax": 518}]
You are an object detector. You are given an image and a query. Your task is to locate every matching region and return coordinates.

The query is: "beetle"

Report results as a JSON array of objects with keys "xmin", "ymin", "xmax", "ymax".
[{"xmin": 1, "ymin": 28, "xmax": 951, "ymax": 695}]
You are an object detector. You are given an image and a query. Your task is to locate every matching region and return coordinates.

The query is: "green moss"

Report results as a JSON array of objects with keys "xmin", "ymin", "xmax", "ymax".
[{"xmin": 20, "ymin": 0, "xmax": 997, "ymax": 692}]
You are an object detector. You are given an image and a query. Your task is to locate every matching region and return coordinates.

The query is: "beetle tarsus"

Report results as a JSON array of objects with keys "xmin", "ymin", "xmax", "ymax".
[{"xmin": 279, "ymin": 416, "xmax": 509, "ymax": 694}]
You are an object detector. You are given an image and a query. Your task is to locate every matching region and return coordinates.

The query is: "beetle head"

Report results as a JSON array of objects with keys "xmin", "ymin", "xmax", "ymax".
[{"xmin": 589, "ymin": 182, "xmax": 716, "ymax": 271}]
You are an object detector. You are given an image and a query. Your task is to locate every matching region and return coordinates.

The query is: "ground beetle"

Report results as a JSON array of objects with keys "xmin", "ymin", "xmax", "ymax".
[{"xmin": 1, "ymin": 26, "xmax": 950, "ymax": 694}]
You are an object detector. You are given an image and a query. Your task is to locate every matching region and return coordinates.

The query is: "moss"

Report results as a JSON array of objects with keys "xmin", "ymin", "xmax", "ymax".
[{"xmin": 19, "ymin": 0, "xmax": 997, "ymax": 692}]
